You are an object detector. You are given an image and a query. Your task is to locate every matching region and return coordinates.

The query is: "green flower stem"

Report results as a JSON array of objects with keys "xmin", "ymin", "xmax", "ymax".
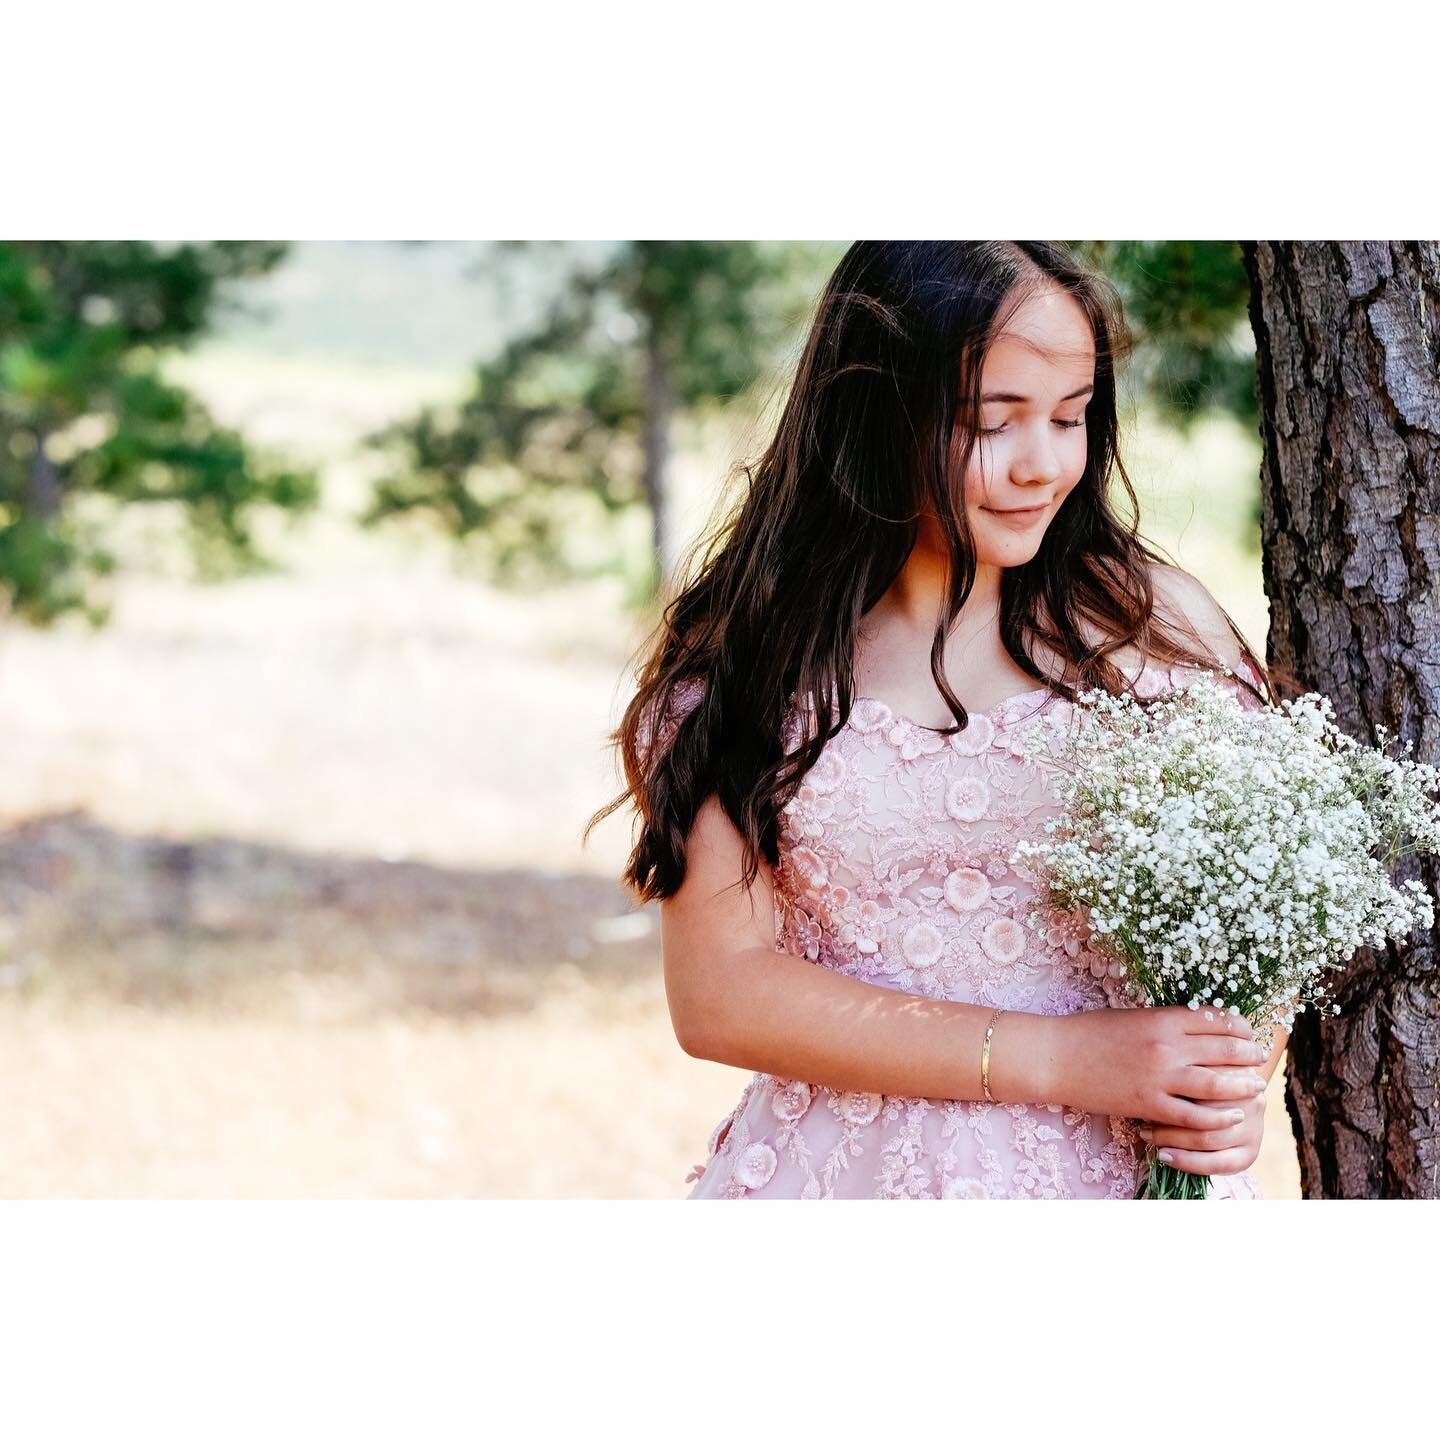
[{"xmin": 1134, "ymin": 1151, "xmax": 1211, "ymax": 1200}]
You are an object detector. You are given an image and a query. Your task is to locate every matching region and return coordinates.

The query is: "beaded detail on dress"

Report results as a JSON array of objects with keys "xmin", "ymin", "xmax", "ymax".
[{"xmin": 656, "ymin": 661, "xmax": 1266, "ymax": 1200}]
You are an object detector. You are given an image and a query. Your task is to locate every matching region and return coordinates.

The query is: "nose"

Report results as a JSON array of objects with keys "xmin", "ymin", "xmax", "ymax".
[{"xmin": 1010, "ymin": 421, "xmax": 1063, "ymax": 486}]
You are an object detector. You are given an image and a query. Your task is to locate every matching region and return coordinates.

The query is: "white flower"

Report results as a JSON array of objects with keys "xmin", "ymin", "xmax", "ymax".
[
  {"xmin": 945, "ymin": 776, "xmax": 990, "ymax": 821},
  {"xmin": 733, "ymin": 1142, "xmax": 778, "ymax": 1189},
  {"xmin": 980, "ymin": 917, "xmax": 1026, "ymax": 966},
  {"xmin": 834, "ymin": 1091, "xmax": 882, "ymax": 1126},
  {"xmin": 941, "ymin": 1174, "xmax": 989, "ymax": 1199},
  {"xmin": 771, "ymin": 1080, "xmax": 813, "ymax": 1122},
  {"xmin": 945, "ymin": 866, "xmax": 991, "ymax": 912}
]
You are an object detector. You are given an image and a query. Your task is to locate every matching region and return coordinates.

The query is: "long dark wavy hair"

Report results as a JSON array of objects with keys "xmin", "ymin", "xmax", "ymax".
[{"xmin": 587, "ymin": 241, "xmax": 1284, "ymax": 904}]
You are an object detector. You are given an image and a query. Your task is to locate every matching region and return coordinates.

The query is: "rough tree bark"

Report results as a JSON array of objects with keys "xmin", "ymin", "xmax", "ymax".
[{"xmin": 1242, "ymin": 240, "xmax": 1440, "ymax": 1198}]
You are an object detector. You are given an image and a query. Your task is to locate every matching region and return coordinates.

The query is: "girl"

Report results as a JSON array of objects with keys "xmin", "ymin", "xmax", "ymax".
[{"xmin": 594, "ymin": 241, "xmax": 1286, "ymax": 1199}]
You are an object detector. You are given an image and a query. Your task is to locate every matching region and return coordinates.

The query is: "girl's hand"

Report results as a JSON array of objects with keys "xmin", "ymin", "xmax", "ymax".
[
  {"xmin": 1048, "ymin": 1003, "xmax": 1267, "ymax": 1130},
  {"xmin": 1135, "ymin": 1085, "xmax": 1267, "ymax": 1177}
]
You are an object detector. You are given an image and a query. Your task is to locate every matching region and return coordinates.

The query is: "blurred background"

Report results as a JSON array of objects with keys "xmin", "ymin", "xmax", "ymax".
[{"xmin": 0, "ymin": 240, "xmax": 1299, "ymax": 1196}]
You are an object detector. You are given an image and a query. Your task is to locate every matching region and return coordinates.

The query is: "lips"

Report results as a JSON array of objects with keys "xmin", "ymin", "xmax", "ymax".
[{"xmin": 984, "ymin": 504, "xmax": 1048, "ymax": 522}]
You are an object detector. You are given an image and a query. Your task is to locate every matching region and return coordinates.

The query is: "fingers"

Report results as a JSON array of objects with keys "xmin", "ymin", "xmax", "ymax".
[
  {"xmin": 1146, "ymin": 1144, "xmax": 1256, "ymax": 1177},
  {"xmin": 1139, "ymin": 1120, "xmax": 1246, "ymax": 1153},
  {"xmin": 1188, "ymin": 1035, "xmax": 1267, "ymax": 1067},
  {"xmin": 1181, "ymin": 1006, "xmax": 1254, "ymax": 1040},
  {"xmin": 1157, "ymin": 1097, "xmax": 1248, "ymax": 1130},
  {"xmin": 1177, "ymin": 1065, "xmax": 1265, "ymax": 1102}
]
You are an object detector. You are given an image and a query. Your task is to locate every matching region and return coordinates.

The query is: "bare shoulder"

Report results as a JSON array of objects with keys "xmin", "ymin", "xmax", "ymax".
[{"xmin": 1145, "ymin": 560, "xmax": 1249, "ymax": 669}]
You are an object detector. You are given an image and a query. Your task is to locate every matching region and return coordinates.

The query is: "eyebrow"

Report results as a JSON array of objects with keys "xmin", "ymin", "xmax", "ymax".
[{"xmin": 980, "ymin": 384, "xmax": 1095, "ymax": 404}]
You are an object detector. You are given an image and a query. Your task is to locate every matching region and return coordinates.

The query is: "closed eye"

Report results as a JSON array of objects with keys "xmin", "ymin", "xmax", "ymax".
[{"xmin": 979, "ymin": 418, "xmax": 1087, "ymax": 436}]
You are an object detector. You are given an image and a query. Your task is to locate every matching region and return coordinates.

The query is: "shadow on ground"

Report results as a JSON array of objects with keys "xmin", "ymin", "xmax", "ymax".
[{"xmin": 0, "ymin": 811, "xmax": 657, "ymax": 1019}]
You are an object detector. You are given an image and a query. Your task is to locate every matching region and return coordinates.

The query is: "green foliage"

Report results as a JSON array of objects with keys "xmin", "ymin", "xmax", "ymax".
[
  {"xmin": 364, "ymin": 241, "xmax": 841, "ymax": 584},
  {"xmin": 0, "ymin": 241, "xmax": 319, "ymax": 623},
  {"xmin": 1076, "ymin": 241, "xmax": 1258, "ymax": 433}
]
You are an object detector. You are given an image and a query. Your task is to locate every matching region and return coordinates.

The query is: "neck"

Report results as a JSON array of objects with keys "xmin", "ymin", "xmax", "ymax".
[{"xmin": 876, "ymin": 530, "xmax": 1002, "ymax": 637}]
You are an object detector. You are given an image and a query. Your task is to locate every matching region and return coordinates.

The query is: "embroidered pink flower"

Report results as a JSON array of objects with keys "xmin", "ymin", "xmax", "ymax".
[
  {"xmin": 848, "ymin": 898, "xmax": 885, "ymax": 954},
  {"xmin": 944, "ymin": 866, "xmax": 991, "ymax": 912},
  {"xmin": 834, "ymin": 1091, "xmax": 882, "ymax": 1126},
  {"xmin": 941, "ymin": 1174, "xmax": 989, "ymax": 1199},
  {"xmin": 848, "ymin": 698, "xmax": 892, "ymax": 734},
  {"xmin": 793, "ymin": 783, "xmax": 835, "ymax": 825},
  {"xmin": 980, "ymin": 916, "xmax": 1026, "ymax": 966},
  {"xmin": 771, "ymin": 1080, "xmax": 813, "ymax": 1122},
  {"xmin": 707, "ymin": 1113, "xmax": 735, "ymax": 1157},
  {"xmin": 948, "ymin": 712, "xmax": 995, "ymax": 756},
  {"xmin": 1044, "ymin": 918, "xmax": 1084, "ymax": 958},
  {"xmin": 783, "ymin": 788, "xmax": 830, "ymax": 843},
  {"xmin": 807, "ymin": 750, "xmax": 847, "ymax": 794},
  {"xmin": 901, "ymin": 921, "xmax": 944, "ymax": 969},
  {"xmin": 790, "ymin": 846, "xmax": 829, "ymax": 893},
  {"xmin": 945, "ymin": 776, "xmax": 989, "ymax": 821},
  {"xmin": 795, "ymin": 909, "xmax": 823, "ymax": 960},
  {"xmin": 1089, "ymin": 951, "xmax": 1109, "ymax": 979},
  {"xmin": 733, "ymin": 1142, "xmax": 778, "ymax": 1189},
  {"xmin": 829, "ymin": 884, "xmax": 850, "ymax": 907},
  {"xmin": 893, "ymin": 725, "xmax": 946, "ymax": 762}
]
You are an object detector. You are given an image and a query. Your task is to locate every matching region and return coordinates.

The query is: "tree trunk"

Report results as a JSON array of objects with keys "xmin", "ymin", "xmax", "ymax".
[
  {"xmin": 27, "ymin": 429, "xmax": 63, "ymax": 519},
  {"xmin": 642, "ymin": 322, "xmax": 675, "ymax": 592},
  {"xmin": 1243, "ymin": 240, "xmax": 1440, "ymax": 1198}
]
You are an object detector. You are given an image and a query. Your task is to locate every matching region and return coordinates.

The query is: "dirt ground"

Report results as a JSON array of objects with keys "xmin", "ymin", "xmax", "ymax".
[{"xmin": 0, "ymin": 562, "xmax": 1301, "ymax": 1198}]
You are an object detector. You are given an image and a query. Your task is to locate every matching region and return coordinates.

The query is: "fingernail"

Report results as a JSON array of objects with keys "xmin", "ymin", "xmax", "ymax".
[
  {"xmin": 1137, "ymin": 1128, "xmax": 1154, "ymax": 1142},
  {"xmin": 1229, "ymin": 1109, "xmax": 1245, "ymax": 1123},
  {"xmin": 1156, "ymin": 1149, "xmax": 1174, "ymax": 1163},
  {"xmin": 1253, "ymin": 1077, "xmax": 1267, "ymax": 1094}
]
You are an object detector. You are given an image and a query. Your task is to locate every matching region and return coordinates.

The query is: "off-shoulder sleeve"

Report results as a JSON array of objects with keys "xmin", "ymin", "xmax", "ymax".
[
  {"xmin": 634, "ymin": 676, "xmax": 707, "ymax": 772},
  {"xmin": 1153, "ymin": 655, "xmax": 1269, "ymax": 713},
  {"xmin": 1227, "ymin": 654, "xmax": 1269, "ymax": 712}
]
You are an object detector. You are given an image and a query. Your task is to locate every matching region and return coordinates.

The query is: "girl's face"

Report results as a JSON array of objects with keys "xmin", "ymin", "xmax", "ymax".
[{"xmin": 958, "ymin": 284, "xmax": 1096, "ymax": 565}]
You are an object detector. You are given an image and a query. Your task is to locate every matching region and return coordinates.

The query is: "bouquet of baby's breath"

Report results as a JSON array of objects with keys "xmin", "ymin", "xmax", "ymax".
[{"xmin": 1009, "ymin": 669, "xmax": 1440, "ymax": 1200}]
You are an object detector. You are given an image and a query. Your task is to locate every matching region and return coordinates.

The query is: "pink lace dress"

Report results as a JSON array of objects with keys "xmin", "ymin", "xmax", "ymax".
[{"xmin": 664, "ymin": 660, "xmax": 1264, "ymax": 1200}]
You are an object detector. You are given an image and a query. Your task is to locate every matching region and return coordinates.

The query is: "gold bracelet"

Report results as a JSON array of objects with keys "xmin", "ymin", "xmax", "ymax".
[{"xmin": 981, "ymin": 1008, "xmax": 1005, "ymax": 1102}]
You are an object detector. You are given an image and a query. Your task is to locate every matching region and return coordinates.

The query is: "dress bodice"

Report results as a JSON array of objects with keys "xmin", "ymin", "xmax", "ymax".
[{"xmin": 649, "ymin": 659, "xmax": 1266, "ymax": 1199}]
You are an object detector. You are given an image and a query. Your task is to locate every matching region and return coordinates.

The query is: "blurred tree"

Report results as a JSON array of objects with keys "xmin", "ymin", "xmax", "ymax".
[
  {"xmin": 1244, "ymin": 239, "xmax": 1440, "ymax": 1198},
  {"xmin": 0, "ymin": 241, "xmax": 318, "ymax": 623},
  {"xmin": 1078, "ymin": 241, "xmax": 1262, "ymax": 547},
  {"xmin": 363, "ymin": 241, "xmax": 840, "ymax": 596},
  {"xmin": 1079, "ymin": 241, "xmax": 1257, "ymax": 430}
]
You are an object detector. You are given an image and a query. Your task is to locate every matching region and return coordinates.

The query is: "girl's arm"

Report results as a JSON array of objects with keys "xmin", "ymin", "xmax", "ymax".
[{"xmin": 662, "ymin": 795, "xmax": 1266, "ymax": 1129}]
